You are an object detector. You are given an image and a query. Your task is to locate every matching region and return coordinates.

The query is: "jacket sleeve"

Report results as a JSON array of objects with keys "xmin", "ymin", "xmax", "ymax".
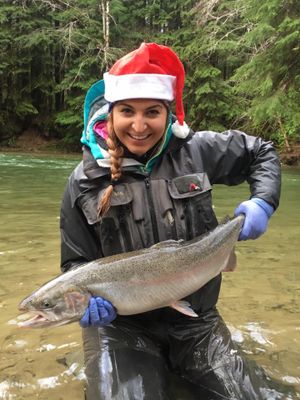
[
  {"xmin": 60, "ymin": 168, "xmax": 102, "ymax": 273},
  {"xmin": 194, "ymin": 130, "xmax": 281, "ymax": 210}
]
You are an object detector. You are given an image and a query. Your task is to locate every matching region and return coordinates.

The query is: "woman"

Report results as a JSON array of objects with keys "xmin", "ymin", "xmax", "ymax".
[{"xmin": 60, "ymin": 43, "xmax": 281, "ymax": 399}]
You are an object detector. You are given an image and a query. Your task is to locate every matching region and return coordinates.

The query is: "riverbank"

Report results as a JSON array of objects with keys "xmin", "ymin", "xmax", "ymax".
[
  {"xmin": 279, "ymin": 146, "xmax": 300, "ymax": 166},
  {"xmin": 0, "ymin": 129, "xmax": 80, "ymax": 156},
  {"xmin": 1, "ymin": 129, "xmax": 299, "ymax": 165}
]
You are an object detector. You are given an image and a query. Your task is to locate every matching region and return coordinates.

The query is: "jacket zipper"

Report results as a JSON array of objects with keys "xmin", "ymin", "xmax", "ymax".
[{"xmin": 144, "ymin": 176, "xmax": 160, "ymax": 243}]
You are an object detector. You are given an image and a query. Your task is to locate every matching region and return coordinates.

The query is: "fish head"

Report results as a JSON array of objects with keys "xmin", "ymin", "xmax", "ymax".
[{"xmin": 18, "ymin": 285, "xmax": 91, "ymax": 328}]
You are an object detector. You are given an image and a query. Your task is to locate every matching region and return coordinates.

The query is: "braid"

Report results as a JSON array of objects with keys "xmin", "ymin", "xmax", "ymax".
[{"xmin": 98, "ymin": 114, "xmax": 124, "ymax": 218}]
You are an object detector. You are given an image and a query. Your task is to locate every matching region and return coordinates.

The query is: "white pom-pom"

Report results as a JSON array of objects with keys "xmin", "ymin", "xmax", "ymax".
[{"xmin": 172, "ymin": 120, "xmax": 189, "ymax": 138}]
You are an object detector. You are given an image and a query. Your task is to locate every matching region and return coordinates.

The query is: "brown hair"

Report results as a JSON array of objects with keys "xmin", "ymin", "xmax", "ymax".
[{"xmin": 97, "ymin": 113, "xmax": 124, "ymax": 218}]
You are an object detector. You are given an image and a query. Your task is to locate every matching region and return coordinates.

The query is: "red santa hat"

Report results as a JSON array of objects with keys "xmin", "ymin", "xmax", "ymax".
[{"xmin": 103, "ymin": 42, "xmax": 189, "ymax": 138}]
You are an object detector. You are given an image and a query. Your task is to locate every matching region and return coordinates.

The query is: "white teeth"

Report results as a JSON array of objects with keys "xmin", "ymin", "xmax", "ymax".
[{"xmin": 129, "ymin": 134, "xmax": 149, "ymax": 140}]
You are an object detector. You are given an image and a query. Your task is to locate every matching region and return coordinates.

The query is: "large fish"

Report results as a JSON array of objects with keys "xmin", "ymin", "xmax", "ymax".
[{"xmin": 18, "ymin": 215, "xmax": 244, "ymax": 328}]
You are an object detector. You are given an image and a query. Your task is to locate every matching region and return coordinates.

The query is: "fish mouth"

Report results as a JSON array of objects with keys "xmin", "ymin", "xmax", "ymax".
[{"xmin": 17, "ymin": 311, "xmax": 69, "ymax": 328}]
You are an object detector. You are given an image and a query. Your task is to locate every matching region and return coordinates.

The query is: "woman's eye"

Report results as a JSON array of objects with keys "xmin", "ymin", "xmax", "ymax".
[
  {"xmin": 120, "ymin": 108, "xmax": 133, "ymax": 114},
  {"xmin": 147, "ymin": 109, "xmax": 160, "ymax": 117}
]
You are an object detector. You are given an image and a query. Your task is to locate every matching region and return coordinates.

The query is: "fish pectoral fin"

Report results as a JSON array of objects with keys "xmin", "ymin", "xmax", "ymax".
[
  {"xmin": 222, "ymin": 249, "xmax": 237, "ymax": 272},
  {"xmin": 170, "ymin": 300, "xmax": 198, "ymax": 317}
]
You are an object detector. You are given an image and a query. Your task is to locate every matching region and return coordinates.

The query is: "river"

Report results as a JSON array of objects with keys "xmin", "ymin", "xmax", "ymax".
[{"xmin": 0, "ymin": 152, "xmax": 299, "ymax": 399}]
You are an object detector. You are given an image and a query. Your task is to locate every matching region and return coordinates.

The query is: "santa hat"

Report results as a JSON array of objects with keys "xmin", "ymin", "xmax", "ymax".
[{"xmin": 103, "ymin": 42, "xmax": 189, "ymax": 139}]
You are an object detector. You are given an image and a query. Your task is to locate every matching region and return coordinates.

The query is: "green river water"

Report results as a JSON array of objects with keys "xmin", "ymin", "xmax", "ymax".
[{"xmin": 0, "ymin": 152, "xmax": 299, "ymax": 399}]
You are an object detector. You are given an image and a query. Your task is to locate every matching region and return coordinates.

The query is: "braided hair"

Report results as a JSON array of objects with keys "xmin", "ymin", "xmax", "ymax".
[
  {"xmin": 98, "ymin": 100, "xmax": 170, "ymax": 217},
  {"xmin": 97, "ymin": 113, "xmax": 124, "ymax": 217}
]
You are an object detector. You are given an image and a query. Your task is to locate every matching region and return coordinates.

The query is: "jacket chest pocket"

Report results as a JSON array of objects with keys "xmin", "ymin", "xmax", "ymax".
[
  {"xmin": 168, "ymin": 173, "xmax": 218, "ymax": 240},
  {"xmin": 79, "ymin": 184, "xmax": 143, "ymax": 256}
]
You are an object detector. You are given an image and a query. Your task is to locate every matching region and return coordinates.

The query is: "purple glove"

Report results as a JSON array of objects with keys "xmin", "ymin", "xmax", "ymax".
[
  {"xmin": 80, "ymin": 296, "xmax": 116, "ymax": 328},
  {"xmin": 234, "ymin": 198, "xmax": 274, "ymax": 241}
]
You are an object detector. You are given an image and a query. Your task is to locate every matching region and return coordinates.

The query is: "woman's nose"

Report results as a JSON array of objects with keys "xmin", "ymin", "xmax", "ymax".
[{"xmin": 132, "ymin": 115, "xmax": 147, "ymax": 133}]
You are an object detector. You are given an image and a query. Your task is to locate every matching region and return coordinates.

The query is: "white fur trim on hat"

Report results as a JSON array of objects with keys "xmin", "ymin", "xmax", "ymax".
[
  {"xmin": 172, "ymin": 120, "xmax": 189, "ymax": 139},
  {"xmin": 104, "ymin": 72, "xmax": 176, "ymax": 102}
]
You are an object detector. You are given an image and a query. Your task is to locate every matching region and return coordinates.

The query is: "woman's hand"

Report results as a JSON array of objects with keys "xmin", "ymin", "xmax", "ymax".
[
  {"xmin": 234, "ymin": 198, "xmax": 274, "ymax": 241},
  {"xmin": 80, "ymin": 296, "xmax": 116, "ymax": 328}
]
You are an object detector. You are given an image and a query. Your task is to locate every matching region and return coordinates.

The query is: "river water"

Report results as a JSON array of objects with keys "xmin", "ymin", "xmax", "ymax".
[{"xmin": 0, "ymin": 152, "xmax": 299, "ymax": 399}]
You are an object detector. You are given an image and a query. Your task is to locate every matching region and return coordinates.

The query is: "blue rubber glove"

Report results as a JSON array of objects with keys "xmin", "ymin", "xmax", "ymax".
[
  {"xmin": 80, "ymin": 296, "xmax": 116, "ymax": 328},
  {"xmin": 234, "ymin": 198, "xmax": 274, "ymax": 241}
]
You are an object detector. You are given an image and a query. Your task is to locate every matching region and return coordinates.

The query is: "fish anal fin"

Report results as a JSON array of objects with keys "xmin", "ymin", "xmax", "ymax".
[
  {"xmin": 222, "ymin": 249, "xmax": 237, "ymax": 272},
  {"xmin": 170, "ymin": 300, "xmax": 198, "ymax": 317}
]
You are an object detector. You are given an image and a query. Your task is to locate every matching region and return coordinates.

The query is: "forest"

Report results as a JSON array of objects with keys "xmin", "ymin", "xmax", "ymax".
[{"xmin": 0, "ymin": 0, "xmax": 299, "ymax": 151}]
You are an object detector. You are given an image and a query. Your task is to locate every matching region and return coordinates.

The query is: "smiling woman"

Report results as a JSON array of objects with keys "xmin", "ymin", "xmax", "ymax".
[
  {"xmin": 112, "ymin": 99, "xmax": 168, "ymax": 156},
  {"xmin": 60, "ymin": 42, "xmax": 282, "ymax": 399}
]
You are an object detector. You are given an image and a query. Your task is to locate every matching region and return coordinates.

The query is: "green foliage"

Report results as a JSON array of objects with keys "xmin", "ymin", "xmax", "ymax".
[
  {"xmin": 231, "ymin": 0, "xmax": 300, "ymax": 144},
  {"xmin": 171, "ymin": 0, "xmax": 247, "ymax": 131},
  {"xmin": 0, "ymin": 0, "xmax": 299, "ymax": 149}
]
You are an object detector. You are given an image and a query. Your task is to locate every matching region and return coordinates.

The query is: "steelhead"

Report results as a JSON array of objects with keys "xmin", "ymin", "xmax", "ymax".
[{"xmin": 18, "ymin": 215, "xmax": 244, "ymax": 328}]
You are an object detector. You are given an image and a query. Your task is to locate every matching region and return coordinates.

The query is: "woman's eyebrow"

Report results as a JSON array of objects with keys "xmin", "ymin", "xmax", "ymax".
[
  {"xmin": 146, "ymin": 104, "xmax": 163, "ymax": 110},
  {"xmin": 117, "ymin": 102, "xmax": 163, "ymax": 110},
  {"xmin": 117, "ymin": 102, "xmax": 134, "ymax": 108}
]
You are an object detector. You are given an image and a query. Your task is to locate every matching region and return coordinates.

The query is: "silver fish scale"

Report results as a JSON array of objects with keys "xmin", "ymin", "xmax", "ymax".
[
  {"xmin": 72, "ymin": 216, "xmax": 243, "ymax": 314},
  {"xmin": 19, "ymin": 216, "xmax": 244, "ymax": 321}
]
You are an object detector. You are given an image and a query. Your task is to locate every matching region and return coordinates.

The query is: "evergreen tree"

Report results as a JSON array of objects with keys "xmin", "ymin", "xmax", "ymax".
[
  {"xmin": 52, "ymin": 0, "xmax": 126, "ymax": 145},
  {"xmin": 232, "ymin": 0, "xmax": 300, "ymax": 146},
  {"xmin": 170, "ymin": 0, "xmax": 247, "ymax": 132},
  {"xmin": 0, "ymin": 0, "xmax": 55, "ymax": 139},
  {"xmin": 0, "ymin": 0, "xmax": 299, "ymax": 149}
]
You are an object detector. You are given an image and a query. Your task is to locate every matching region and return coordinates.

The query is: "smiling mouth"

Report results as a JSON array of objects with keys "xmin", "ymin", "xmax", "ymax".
[{"xmin": 128, "ymin": 133, "xmax": 151, "ymax": 141}]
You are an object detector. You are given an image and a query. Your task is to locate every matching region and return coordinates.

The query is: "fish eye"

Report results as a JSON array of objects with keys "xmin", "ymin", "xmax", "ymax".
[{"xmin": 42, "ymin": 299, "xmax": 52, "ymax": 308}]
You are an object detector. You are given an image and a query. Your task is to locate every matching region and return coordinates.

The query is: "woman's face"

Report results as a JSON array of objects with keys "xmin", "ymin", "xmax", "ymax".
[{"xmin": 112, "ymin": 99, "xmax": 168, "ymax": 156}]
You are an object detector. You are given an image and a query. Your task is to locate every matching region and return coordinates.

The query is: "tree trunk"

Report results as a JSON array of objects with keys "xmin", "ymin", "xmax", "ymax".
[
  {"xmin": 278, "ymin": 117, "xmax": 291, "ymax": 151},
  {"xmin": 101, "ymin": 0, "xmax": 110, "ymax": 69}
]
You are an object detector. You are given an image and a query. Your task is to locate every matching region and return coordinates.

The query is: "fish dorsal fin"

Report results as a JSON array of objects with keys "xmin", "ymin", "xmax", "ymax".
[{"xmin": 150, "ymin": 239, "xmax": 183, "ymax": 250}]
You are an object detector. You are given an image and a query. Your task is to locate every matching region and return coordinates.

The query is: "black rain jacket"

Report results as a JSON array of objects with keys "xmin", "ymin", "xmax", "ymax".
[{"xmin": 60, "ymin": 129, "xmax": 281, "ymax": 316}]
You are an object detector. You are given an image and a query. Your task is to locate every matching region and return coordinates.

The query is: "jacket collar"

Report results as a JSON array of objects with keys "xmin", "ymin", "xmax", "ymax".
[{"xmin": 82, "ymin": 129, "xmax": 194, "ymax": 181}]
